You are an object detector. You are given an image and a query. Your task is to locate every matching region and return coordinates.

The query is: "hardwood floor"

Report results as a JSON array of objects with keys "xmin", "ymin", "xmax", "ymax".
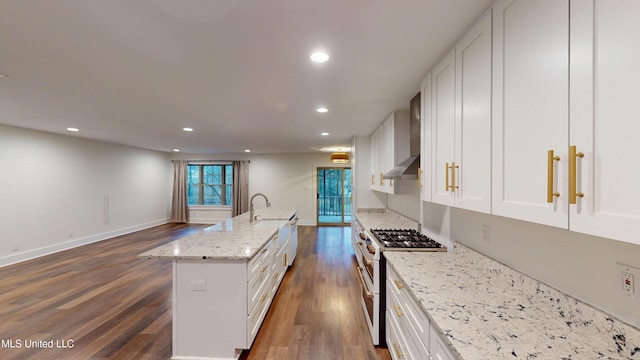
[
  {"xmin": 240, "ymin": 226, "xmax": 391, "ymax": 360},
  {"xmin": 0, "ymin": 224, "xmax": 391, "ymax": 360}
]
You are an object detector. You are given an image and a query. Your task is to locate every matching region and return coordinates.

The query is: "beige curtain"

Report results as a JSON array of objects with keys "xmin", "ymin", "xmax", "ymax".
[
  {"xmin": 169, "ymin": 160, "xmax": 190, "ymax": 223},
  {"xmin": 233, "ymin": 160, "xmax": 250, "ymax": 216}
]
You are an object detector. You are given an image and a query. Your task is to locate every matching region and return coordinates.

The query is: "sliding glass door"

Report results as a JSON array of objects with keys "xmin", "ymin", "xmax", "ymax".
[{"xmin": 317, "ymin": 167, "xmax": 352, "ymax": 225}]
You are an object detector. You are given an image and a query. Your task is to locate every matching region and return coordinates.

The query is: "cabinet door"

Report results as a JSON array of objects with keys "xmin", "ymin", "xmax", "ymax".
[
  {"xmin": 453, "ymin": 9, "xmax": 492, "ymax": 214},
  {"xmin": 420, "ymin": 74, "xmax": 432, "ymax": 201},
  {"xmin": 570, "ymin": 0, "xmax": 640, "ymax": 245},
  {"xmin": 370, "ymin": 127, "xmax": 379, "ymax": 191},
  {"xmin": 383, "ymin": 114, "xmax": 396, "ymax": 193},
  {"xmin": 492, "ymin": 0, "xmax": 569, "ymax": 228},
  {"xmin": 431, "ymin": 49, "xmax": 456, "ymax": 206}
]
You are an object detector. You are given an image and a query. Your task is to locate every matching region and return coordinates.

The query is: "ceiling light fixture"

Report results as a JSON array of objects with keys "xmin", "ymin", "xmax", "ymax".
[
  {"xmin": 173, "ymin": 149, "xmax": 181, "ymax": 152},
  {"xmin": 66, "ymin": 127, "xmax": 79, "ymax": 132},
  {"xmin": 244, "ymin": 149, "xmax": 251, "ymax": 153},
  {"xmin": 183, "ymin": 127, "xmax": 193, "ymax": 132},
  {"xmin": 310, "ymin": 51, "xmax": 329, "ymax": 63},
  {"xmin": 316, "ymin": 107, "xmax": 328, "ymax": 113},
  {"xmin": 321, "ymin": 132, "xmax": 330, "ymax": 136},
  {"xmin": 330, "ymin": 152, "xmax": 350, "ymax": 163}
]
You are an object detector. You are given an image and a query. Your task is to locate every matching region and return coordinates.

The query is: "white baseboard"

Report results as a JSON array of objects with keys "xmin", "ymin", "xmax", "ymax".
[
  {"xmin": 0, "ymin": 218, "xmax": 169, "ymax": 268},
  {"xmin": 189, "ymin": 217, "xmax": 224, "ymax": 225}
]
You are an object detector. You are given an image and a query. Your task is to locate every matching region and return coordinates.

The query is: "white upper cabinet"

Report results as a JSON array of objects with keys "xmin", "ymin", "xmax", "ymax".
[
  {"xmin": 370, "ymin": 111, "xmax": 410, "ymax": 194},
  {"xmin": 430, "ymin": 49, "xmax": 456, "ymax": 206},
  {"xmin": 429, "ymin": 9, "xmax": 492, "ymax": 213},
  {"xmin": 491, "ymin": 0, "xmax": 569, "ymax": 228},
  {"xmin": 420, "ymin": 74, "xmax": 432, "ymax": 202},
  {"xmin": 452, "ymin": 10, "xmax": 492, "ymax": 213},
  {"xmin": 569, "ymin": 0, "xmax": 640, "ymax": 245}
]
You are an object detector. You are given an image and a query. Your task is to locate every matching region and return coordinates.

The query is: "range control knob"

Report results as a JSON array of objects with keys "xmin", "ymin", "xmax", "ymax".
[{"xmin": 366, "ymin": 245, "xmax": 376, "ymax": 254}]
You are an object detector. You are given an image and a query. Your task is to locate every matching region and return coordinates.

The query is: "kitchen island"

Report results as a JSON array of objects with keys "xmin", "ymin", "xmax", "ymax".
[
  {"xmin": 385, "ymin": 246, "xmax": 640, "ymax": 359},
  {"xmin": 139, "ymin": 208, "xmax": 297, "ymax": 360}
]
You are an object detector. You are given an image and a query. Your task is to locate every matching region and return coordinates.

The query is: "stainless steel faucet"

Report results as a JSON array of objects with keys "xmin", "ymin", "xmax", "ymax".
[{"xmin": 249, "ymin": 193, "xmax": 271, "ymax": 223}]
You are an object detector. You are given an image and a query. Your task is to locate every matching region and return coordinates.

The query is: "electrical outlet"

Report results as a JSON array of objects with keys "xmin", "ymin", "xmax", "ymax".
[
  {"xmin": 481, "ymin": 225, "xmax": 491, "ymax": 244},
  {"xmin": 617, "ymin": 263, "xmax": 639, "ymax": 299},
  {"xmin": 623, "ymin": 272, "xmax": 634, "ymax": 294},
  {"xmin": 191, "ymin": 280, "xmax": 206, "ymax": 291}
]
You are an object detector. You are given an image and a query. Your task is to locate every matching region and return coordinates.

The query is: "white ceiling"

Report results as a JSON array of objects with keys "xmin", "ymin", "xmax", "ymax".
[{"xmin": 0, "ymin": 0, "xmax": 492, "ymax": 154}]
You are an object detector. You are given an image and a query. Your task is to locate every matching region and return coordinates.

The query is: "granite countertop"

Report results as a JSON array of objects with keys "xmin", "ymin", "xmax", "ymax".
[
  {"xmin": 138, "ymin": 208, "xmax": 297, "ymax": 261},
  {"xmin": 385, "ymin": 246, "xmax": 640, "ymax": 360},
  {"xmin": 355, "ymin": 208, "xmax": 419, "ymax": 232}
]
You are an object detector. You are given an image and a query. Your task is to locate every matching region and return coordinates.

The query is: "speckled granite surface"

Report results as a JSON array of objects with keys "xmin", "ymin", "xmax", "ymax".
[
  {"xmin": 355, "ymin": 208, "xmax": 419, "ymax": 232},
  {"xmin": 138, "ymin": 208, "xmax": 297, "ymax": 260},
  {"xmin": 385, "ymin": 246, "xmax": 640, "ymax": 360}
]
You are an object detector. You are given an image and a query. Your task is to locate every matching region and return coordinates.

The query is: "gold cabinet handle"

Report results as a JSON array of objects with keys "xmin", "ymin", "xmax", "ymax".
[
  {"xmin": 380, "ymin": 173, "xmax": 384, "ymax": 185},
  {"xmin": 451, "ymin": 162, "xmax": 459, "ymax": 191},
  {"xmin": 547, "ymin": 150, "xmax": 561, "ymax": 203},
  {"xmin": 446, "ymin": 162, "xmax": 459, "ymax": 191},
  {"xmin": 417, "ymin": 167, "xmax": 422, "ymax": 189},
  {"xmin": 260, "ymin": 294, "xmax": 267, "ymax": 302},
  {"xmin": 394, "ymin": 279, "xmax": 404, "ymax": 289},
  {"xmin": 393, "ymin": 305, "xmax": 404, "ymax": 317},
  {"xmin": 260, "ymin": 265, "xmax": 268, "ymax": 273},
  {"xmin": 445, "ymin": 162, "xmax": 450, "ymax": 191},
  {"xmin": 371, "ymin": 174, "xmax": 374, "ymax": 185},
  {"xmin": 569, "ymin": 145, "xmax": 585, "ymax": 204},
  {"xmin": 393, "ymin": 343, "xmax": 404, "ymax": 358}
]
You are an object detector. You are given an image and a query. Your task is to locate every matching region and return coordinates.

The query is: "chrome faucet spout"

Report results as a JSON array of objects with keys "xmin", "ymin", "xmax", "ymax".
[{"xmin": 249, "ymin": 193, "xmax": 271, "ymax": 223}]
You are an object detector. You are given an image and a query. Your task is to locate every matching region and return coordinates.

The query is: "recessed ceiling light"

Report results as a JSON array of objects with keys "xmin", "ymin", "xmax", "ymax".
[
  {"xmin": 173, "ymin": 149, "xmax": 181, "ymax": 152},
  {"xmin": 316, "ymin": 107, "xmax": 328, "ymax": 113},
  {"xmin": 183, "ymin": 127, "xmax": 193, "ymax": 132},
  {"xmin": 321, "ymin": 132, "xmax": 330, "ymax": 136},
  {"xmin": 66, "ymin": 127, "xmax": 79, "ymax": 132},
  {"xmin": 310, "ymin": 51, "xmax": 329, "ymax": 63},
  {"xmin": 244, "ymin": 149, "xmax": 251, "ymax": 153}
]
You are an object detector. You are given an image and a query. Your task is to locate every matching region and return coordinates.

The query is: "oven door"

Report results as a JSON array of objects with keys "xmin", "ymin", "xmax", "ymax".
[
  {"xmin": 357, "ymin": 265, "xmax": 379, "ymax": 344},
  {"xmin": 355, "ymin": 239, "xmax": 380, "ymax": 293}
]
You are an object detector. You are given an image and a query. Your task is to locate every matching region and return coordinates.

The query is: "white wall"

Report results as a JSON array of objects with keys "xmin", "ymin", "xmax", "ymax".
[
  {"xmin": 0, "ymin": 125, "xmax": 172, "ymax": 266},
  {"xmin": 172, "ymin": 152, "xmax": 340, "ymax": 226},
  {"xmin": 436, "ymin": 203, "xmax": 640, "ymax": 329}
]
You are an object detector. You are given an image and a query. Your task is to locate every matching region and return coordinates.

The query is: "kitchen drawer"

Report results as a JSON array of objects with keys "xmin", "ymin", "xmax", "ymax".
[
  {"xmin": 247, "ymin": 257, "xmax": 272, "ymax": 315},
  {"xmin": 387, "ymin": 279, "xmax": 431, "ymax": 360},
  {"xmin": 270, "ymin": 238, "xmax": 288, "ymax": 294},
  {"xmin": 430, "ymin": 325, "xmax": 455, "ymax": 360},
  {"xmin": 388, "ymin": 265, "xmax": 430, "ymax": 348},
  {"xmin": 386, "ymin": 311, "xmax": 428, "ymax": 360},
  {"xmin": 247, "ymin": 282, "xmax": 271, "ymax": 347},
  {"xmin": 248, "ymin": 234, "xmax": 276, "ymax": 280}
]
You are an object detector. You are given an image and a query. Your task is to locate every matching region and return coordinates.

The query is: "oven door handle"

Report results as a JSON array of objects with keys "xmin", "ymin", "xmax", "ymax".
[
  {"xmin": 362, "ymin": 256, "xmax": 373, "ymax": 266},
  {"xmin": 357, "ymin": 267, "xmax": 374, "ymax": 299}
]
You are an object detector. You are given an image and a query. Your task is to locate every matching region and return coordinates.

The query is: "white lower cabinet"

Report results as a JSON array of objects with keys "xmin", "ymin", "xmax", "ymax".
[
  {"xmin": 430, "ymin": 326, "xmax": 455, "ymax": 360},
  {"xmin": 173, "ymin": 227, "xmax": 291, "ymax": 360},
  {"xmin": 387, "ymin": 264, "xmax": 458, "ymax": 360}
]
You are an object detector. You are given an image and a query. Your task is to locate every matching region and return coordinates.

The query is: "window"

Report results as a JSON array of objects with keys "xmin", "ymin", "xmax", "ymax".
[{"xmin": 187, "ymin": 164, "xmax": 233, "ymax": 206}]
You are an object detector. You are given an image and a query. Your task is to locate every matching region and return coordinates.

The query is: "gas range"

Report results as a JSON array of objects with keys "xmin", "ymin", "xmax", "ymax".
[{"xmin": 370, "ymin": 228, "xmax": 446, "ymax": 252}]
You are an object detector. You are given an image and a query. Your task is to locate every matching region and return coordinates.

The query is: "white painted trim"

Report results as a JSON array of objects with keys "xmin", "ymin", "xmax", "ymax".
[
  {"xmin": 189, "ymin": 218, "xmax": 223, "ymax": 225},
  {"xmin": 0, "ymin": 218, "xmax": 169, "ymax": 268}
]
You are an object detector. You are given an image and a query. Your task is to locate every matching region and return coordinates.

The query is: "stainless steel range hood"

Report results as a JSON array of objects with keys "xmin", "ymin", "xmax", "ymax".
[{"xmin": 383, "ymin": 92, "xmax": 420, "ymax": 179}]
